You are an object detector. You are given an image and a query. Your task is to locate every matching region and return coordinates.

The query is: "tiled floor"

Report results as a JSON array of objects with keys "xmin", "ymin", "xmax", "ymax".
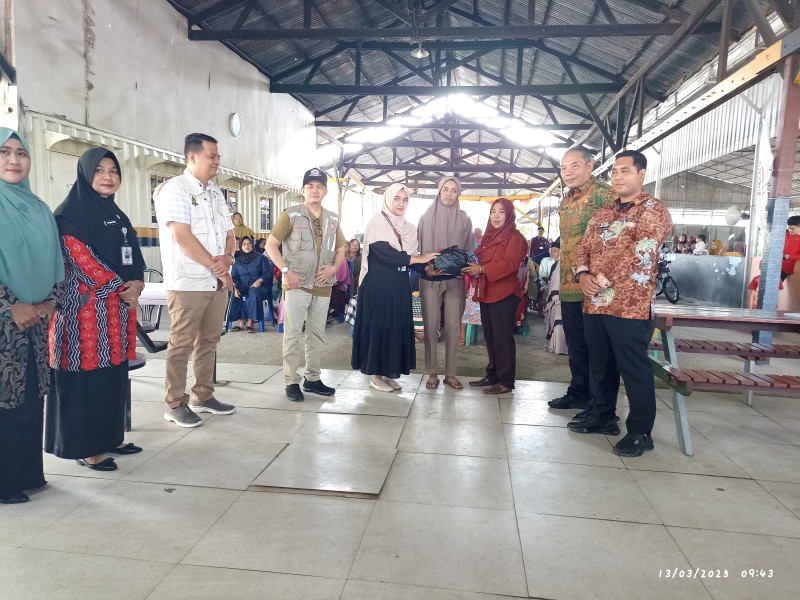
[{"xmin": 2, "ymin": 361, "xmax": 800, "ymax": 599}]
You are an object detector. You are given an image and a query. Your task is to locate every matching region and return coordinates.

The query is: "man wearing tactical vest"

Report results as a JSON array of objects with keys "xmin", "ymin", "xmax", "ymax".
[{"xmin": 266, "ymin": 168, "xmax": 347, "ymax": 402}]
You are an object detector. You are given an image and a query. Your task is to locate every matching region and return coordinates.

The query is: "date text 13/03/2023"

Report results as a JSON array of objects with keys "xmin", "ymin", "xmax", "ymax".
[{"xmin": 658, "ymin": 569, "xmax": 774, "ymax": 578}]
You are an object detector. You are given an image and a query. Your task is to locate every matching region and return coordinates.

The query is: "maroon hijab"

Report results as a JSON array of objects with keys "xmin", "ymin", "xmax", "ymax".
[{"xmin": 477, "ymin": 198, "xmax": 517, "ymax": 257}]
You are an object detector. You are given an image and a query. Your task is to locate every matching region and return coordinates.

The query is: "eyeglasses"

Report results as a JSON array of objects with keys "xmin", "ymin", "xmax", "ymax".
[{"xmin": 313, "ymin": 218, "xmax": 322, "ymax": 237}]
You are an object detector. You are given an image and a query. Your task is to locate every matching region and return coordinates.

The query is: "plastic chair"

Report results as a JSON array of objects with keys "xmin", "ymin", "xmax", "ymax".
[{"xmin": 138, "ymin": 268, "xmax": 163, "ymax": 332}]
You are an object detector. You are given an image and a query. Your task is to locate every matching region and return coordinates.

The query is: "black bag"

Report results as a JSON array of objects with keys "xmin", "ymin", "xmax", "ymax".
[{"xmin": 432, "ymin": 246, "xmax": 470, "ymax": 277}]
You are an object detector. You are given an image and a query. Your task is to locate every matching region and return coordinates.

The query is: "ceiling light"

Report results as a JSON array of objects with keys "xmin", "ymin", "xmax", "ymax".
[{"xmin": 410, "ymin": 43, "xmax": 429, "ymax": 59}]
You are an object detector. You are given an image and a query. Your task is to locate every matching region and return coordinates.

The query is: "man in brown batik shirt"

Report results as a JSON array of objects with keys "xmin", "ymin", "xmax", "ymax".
[{"xmin": 572, "ymin": 150, "xmax": 672, "ymax": 458}]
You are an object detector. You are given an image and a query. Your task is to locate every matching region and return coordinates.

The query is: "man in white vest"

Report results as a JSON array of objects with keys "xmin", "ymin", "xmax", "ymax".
[
  {"xmin": 266, "ymin": 168, "xmax": 347, "ymax": 402},
  {"xmin": 154, "ymin": 133, "xmax": 236, "ymax": 427}
]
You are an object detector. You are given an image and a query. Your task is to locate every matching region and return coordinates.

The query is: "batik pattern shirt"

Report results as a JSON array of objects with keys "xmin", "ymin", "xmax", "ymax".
[
  {"xmin": 559, "ymin": 178, "xmax": 616, "ymax": 303},
  {"xmin": 49, "ymin": 235, "xmax": 137, "ymax": 372},
  {"xmin": 575, "ymin": 192, "xmax": 673, "ymax": 320}
]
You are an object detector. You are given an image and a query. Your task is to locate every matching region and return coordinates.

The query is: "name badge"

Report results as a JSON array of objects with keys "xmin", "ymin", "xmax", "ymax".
[
  {"xmin": 121, "ymin": 226, "xmax": 133, "ymax": 266},
  {"xmin": 121, "ymin": 244, "xmax": 133, "ymax": 266}
]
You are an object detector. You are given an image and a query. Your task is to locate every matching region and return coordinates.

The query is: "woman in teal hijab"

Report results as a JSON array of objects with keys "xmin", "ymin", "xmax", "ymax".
[{"xmin": 0, "ymin": 127, "xmax": 64, "ymax": 504}]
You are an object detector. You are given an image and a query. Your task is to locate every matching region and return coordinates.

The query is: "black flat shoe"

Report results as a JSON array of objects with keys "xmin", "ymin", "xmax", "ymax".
[
  {"xmin": 76, "ymin": 457, "xmax": 118, "ymax": 472},
  {"xmin": 0, "ymin": 492, "xmax": 29, "ymax": 504},
  {"xmin": 109, "ymin": 442, "xmax": 143, "ymax": 455}
]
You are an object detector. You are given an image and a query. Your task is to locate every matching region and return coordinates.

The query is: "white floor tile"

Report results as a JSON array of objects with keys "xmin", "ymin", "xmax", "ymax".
[
  {"xmin": 503, "ymin": 424, "xmax": 623, "ymax": 467},
  {"xmin": 509, "ymin": 460, "xmax": 661, "ymax": 523},
  {"xmin": 632, "ymin": 471, "xmax": 800, "ymax": 537},
  {"xmin": 251, "ymin": 442, "xmax": 396, "ymax": 494},
  {"xmin": 380, "ymin": 452, "xmax": 514, "ymax": 510},
  {"xmin": 350, "ymin": 501, "xmax": 528, "ymax": 597},
  {"xmin": 291, "ymin": 413, "xmax": 406, "ymax": 448},
  {"xmin": 398, "ymin": 419, "xmax": 506, "ymax": 458},
  {"xmin": 517, "ymin": 512, "xmax": 711, "ymax": 600},
  {"xmin": 24, "ymin": 481, "xmax": 240, "ymax": 563},
  {"xmin": 0, "ymin": 548, "xmax": 174, "ymax": 600},
  {"xmin": 669, "ymin": 527, "xmax": 800, "ymax": 600},
  {"xmin": 182, "ymin": 492, "xmax": 374, "ymax": 578},
  {"xmin": 0, "ymin": 475, "xmax": 113, "ymax": 547}
]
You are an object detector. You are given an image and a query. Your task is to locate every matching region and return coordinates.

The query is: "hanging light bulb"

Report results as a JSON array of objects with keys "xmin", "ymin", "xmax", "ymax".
[{"xmin": 410, "ymin": 42, "xmax": 429, "ymax": 59}]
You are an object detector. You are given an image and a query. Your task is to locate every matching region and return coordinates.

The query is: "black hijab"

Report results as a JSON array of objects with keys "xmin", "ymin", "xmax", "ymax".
[
  {"xmin": 53, "ymin": 148, "xmax": 146, "ymax": 281},
  {"xmin": 237, "ymin": 236, "xmax": 258, "ymax": 264}
]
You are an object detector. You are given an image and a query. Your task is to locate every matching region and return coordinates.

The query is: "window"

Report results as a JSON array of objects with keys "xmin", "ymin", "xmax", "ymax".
[
  {"xmin": 221, "ymin": 189, "xmax": 238, "ymax": 214},
  {"xmin": 260, "ymin": 196, "xmax": 272, "ymax": 231}
]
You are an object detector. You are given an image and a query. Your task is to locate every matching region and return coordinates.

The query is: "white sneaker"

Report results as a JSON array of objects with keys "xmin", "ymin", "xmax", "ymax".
[
  {"xmin": 382, "ymin": 377, "xmax": 402, "ymax": 391},
  {"xmin": 369, "ymin": 376, "xmax": 394, "ymax": 392}
]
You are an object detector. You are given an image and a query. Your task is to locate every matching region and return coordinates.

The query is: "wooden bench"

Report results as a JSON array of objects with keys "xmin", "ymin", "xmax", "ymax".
[
  {"xmin": 649, "ymin": 338, "xmax": 800, "ymax": 360},
  {"xmin": 649, "ymin": 357, "xmax": 800, "ymax": 456}
]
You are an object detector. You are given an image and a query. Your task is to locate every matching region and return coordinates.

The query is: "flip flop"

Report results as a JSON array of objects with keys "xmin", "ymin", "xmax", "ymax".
[
  {"xmin": 230, "ymin": 326, "xmax": 243, "ymax": 332},
  {"xmin": 426, "ymin": 375, "xmax": 440, "ymax": 389}
]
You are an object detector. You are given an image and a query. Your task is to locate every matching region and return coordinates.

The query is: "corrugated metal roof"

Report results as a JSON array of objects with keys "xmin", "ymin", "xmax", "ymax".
[{"xmin": 164, "ymin": 0, "xmax": 781, "ymax": 192}]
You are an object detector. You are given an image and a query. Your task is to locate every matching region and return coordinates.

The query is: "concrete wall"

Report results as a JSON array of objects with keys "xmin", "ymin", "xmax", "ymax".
[
  {"xmin": 7, "ymin": 0, "xmax": 316, "ymax": 270},
  {"xmin": 14, "ymin": 0, "xmax": 315, "ymax": 184}
]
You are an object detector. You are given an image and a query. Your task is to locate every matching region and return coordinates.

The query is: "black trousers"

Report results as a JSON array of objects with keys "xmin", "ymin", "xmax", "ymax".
[
  {"xmin": 583, "ymin": 313, "xmax": 656, "ymax": 435},
  {"xmin": 479, "ymin": 293, "xmax": 520, "ymax": 388},
  {"xmin": 561, "ymin": 300, "xmax": 596, "ymax": 403}
]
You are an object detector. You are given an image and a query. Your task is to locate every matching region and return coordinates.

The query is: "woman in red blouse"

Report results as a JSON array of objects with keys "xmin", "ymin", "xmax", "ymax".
[
  {"xmin": 46, "ymin": 149, "xmax": 146, "ymax": 472},
  {"xmin": 462, "ymin": 198, "xmax": 529, "ymax": 394}
]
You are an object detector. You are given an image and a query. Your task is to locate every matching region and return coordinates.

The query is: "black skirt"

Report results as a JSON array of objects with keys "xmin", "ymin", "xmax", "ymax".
[
  {"xmin": 45, "ymin": 363, "xmax": 128, "ymax": 459},
  {"xmin": 0, "ymin": 343, "xmax": 46, "ymax": 497},
  {"xmin": 351, "ymin": 263, "xmax": 416, "ymax": 379}
]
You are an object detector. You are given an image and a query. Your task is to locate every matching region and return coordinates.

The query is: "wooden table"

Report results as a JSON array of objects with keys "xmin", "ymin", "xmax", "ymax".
[{"xmin": 651, "ymin": 305, "xmax": 800, "ymax": 455}]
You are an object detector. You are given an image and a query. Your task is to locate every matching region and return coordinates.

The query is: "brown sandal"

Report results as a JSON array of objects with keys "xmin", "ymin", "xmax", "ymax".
[
  {"xmin": 426, "ymin": 375, "xmax": 440, "ymax": 389},
  {"xmin": 443, "ymin": 376, "xmax": 463, "ymax": 390}
]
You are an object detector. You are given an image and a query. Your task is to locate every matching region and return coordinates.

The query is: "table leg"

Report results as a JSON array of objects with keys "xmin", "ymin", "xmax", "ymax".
[
  {"xmin": 743, "ymin": 359, "xmax": 755, "ymax": 406},
  {"xmin": 672, "ymin": 390, "xmax": 694, "ymax": 456},
  {"xmin": 213, "ymin": 351, "xmax": 228, "ymax": 387},
  {"xmin": 660, "ymin": 328, "xmax": 694, "ymax": 455}
]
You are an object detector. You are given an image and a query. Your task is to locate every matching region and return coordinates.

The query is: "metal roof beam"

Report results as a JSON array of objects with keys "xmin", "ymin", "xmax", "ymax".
[
  {"xmin": 577, "ymin": 0, "xmax": 723, "ymax": 147},
  {"xmin": 272, "ymin": 83, "xmax": 622, "ymax": 96},
  {"xmin": 343, "ymin": 162, "xmax": 553, "ymax": 174},
  {"xmin": 349, "ymin": 140, "xmax": 570, "ymax": 150},
  {"xmin": 765, "ymin": 0, "xmax": 797, "ymax": 26},
  {"xmin": 314, "ymin": 120, "xmax": 592, "ymax": 130},
  {"xmin": 743, "ymin": 0, "xmax": 778, "ymax": 45},
  {"xmin": 188, "ymin": 23, "xmax": 721, "ymax": 41},
  {"xmin": 615, "ymin": 0, "xmax": 691, "ymax": 22}
]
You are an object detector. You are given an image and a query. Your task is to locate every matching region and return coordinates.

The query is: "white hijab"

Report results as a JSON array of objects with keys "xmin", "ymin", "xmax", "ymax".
[{"xmin": 359, "ymin": 183, "xmax": 419, "ymax": 285}]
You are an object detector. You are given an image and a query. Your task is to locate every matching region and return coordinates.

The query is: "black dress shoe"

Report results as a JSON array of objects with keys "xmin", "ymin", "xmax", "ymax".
[
  {"xmin": 109, "ymin": 442, "xmax": 143, "ymax": 455},
  {"xmin": 469, "ymin": 377, "xmax": 495, "ymax": 388},
  {"xmin": 76, "ymin": 457, "xmax": 118, "ymax": 471},
  {"xmin": 0, "ymin": 492, "xmax": 29, "ymax": 504},
  {"xmin": 548, "ymin": 394, "xmax": 587, "ymax": 409},
  {"xmin": 303, "ymin": 378, "xmax": 335, "ymax": 397},
  {"xmin": 285, "ymin": 384, "xmax": 305, "ymax": 402},
  {"xmin": 567, "ymin": 416, "xmax": 620, "ymax": 436}
]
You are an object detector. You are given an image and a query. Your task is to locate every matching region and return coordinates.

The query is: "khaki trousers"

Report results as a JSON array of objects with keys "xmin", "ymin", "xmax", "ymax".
[
  {"xmin": 164, "ymin": 289, "xmax": 227, "ymax": 408},
  {"xmin": 282, "ymin": 289, "xmax": 329, "ymax": 385},
  {"xmin": 419, "ymin": 278, "xmax": 466, "ymax": 376}
]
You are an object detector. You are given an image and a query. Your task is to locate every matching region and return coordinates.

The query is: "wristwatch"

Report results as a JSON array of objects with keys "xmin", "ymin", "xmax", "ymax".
[{"xmin": 281, "ymin": 266, "xmax": 289, "ymax": 274}]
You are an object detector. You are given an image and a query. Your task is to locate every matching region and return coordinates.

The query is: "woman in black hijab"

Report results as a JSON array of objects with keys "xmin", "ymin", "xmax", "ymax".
[
  {"xmin": 46, "ymin": 148, "xmax": 146, "ymax": 472},
  {"xmin": 231, "ymin": 236, "xmax": 273, "ymax": 332}
]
